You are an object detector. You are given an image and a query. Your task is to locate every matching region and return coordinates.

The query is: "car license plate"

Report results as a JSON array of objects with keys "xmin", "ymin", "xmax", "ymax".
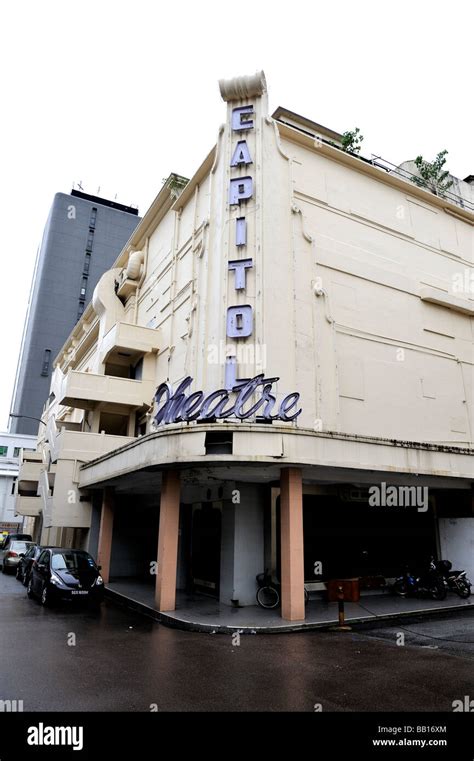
[{"xmin": 71, "ymin": 590, "xmax": 89, "ymax": 595}]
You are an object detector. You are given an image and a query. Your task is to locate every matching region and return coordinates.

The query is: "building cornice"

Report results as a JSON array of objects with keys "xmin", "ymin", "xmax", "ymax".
[
  {"xmin": 171, "ymin": 148, "xmax": 216, "ymax": 212},
  {"xmin": 80, "ymin": 423, "xmax": 474, "ymax": 471}
]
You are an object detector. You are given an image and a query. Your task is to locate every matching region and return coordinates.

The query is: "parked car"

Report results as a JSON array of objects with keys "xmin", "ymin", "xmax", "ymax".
[
  {"xmin": 0, "ymin": 541, "xmax": 35, "ymax": 573},
  {"xmin": 27, "ymin": 548, "xmax": 104, "ymax": 607},
  {"xmin": 0, "ymin": 533, "xmax": 33, "ymax": 550},
  {"xmin": 16, "ymin": 544, "xmax": 58, "ymax": 586}
]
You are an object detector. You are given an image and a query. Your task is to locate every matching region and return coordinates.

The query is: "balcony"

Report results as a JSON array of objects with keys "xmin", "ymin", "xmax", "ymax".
[
  {"xmin": 37, "ymin": 468, "xmax": 53, "ymax": 523},
  {"xmin": 58, "ymin": 370, "xmax": 155, "ymax": 411},
  {"xmin": 15, "ymin": 496, "xmax": 42, "ymax": 517},
  {"xmin": 53, "ymin": 429, "xmax": 135, "ymax": 463},
  {"xmin": 100, "ymin": 322, "xmax": 160, "ymax": 364},
  {"xmin": 17, "ymin": 459, "xmax": 42, "ymax": 491}
]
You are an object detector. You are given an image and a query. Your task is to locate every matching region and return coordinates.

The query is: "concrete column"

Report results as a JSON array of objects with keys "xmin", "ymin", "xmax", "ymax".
[
  {"xmin": 126, "ymin": 414, "xmax": 135, "ymax": 437},
  {"xmin": 155, "ymin": 470, "xmax": 180, "ymax": 611},
  {"xmin": 97, "ymin": 487, "xmax": 114, "ymax": 583},
  {"xmin": 219, "ymin": 484, "xmax": 264, "ymax": 606},
  {"xmin": 280, "ymin": 468, "xmax": 305, "ymax": 621}
]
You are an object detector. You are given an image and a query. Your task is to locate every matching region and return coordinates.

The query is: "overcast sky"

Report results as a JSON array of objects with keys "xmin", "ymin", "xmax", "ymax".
[{"xmin": 1, "ymin": 0, "xmax": 472, "ymax": 431}]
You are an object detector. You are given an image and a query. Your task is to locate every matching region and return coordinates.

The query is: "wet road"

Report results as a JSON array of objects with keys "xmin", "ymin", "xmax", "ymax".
[{"xmin": 1, "ymin": 572, "xmax": 473, "ymax": 712}]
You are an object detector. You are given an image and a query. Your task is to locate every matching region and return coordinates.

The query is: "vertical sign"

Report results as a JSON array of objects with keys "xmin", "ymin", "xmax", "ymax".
[{"xmin": 226, "ymin": 104, "xmax": 255, "ymax": 389}]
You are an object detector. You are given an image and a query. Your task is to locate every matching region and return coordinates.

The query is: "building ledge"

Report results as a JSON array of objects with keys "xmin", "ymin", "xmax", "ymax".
[{"xmin": 78, "ymin": 423, "xmax": 474, "ymax": 489}]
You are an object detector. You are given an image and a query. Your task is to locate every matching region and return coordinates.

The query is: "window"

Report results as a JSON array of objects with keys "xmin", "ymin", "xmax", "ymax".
[
  {"xmin": 83, "ymin": 253, "xmax": 91, "ymax": 274},
  {"xmin": 205, "ymin": 432, "xmax": 233, "ymax": 455},
  {"xmin": 52, "ymin": 551, "xmax": 95, "ymax": 571},
  {"xmin": 11, "ymin": 477, "xmax": 17, "ymax": 494},
  {"xmin": 90, "ymin": 207, "xmax": 97, "ymax": 227},
  {"xmin": 86, "ymin": 231, "xmax": 94, "ymax": 250},
  {"xmin": 80, "ymin": 277, "xmax": 88, "ymax": 297},
  {"xmin": 0, "ymin": 446, "xmax": 8, "ymax": 457},
  {"xmin": 41, "ymin": 349, "xmax": 52, "ymax": 376},
  {"xmin": 77, "ymin": 302, "xmax": 85, "ymax": 320},
  {"xmin": 13, "ymin": 447, "xmax": 21, "ymax": 457},
  {"xmin": 38, "ymin": 550, "xmax": 50, "ymax": 568}
]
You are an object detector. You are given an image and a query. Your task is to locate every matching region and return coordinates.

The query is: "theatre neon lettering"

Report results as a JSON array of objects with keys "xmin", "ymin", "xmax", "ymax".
[{"xmin": 153, "ymin": 375, "xmax": 302, "ymax": 425}]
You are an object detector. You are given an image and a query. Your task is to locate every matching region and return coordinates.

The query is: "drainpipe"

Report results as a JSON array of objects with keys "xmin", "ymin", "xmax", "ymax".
[
  {"xmin": 166, "ymin": 209, "xmax": 182, "ymax": 372},
  {"xmin": 457, "ymin": 358, "xmax": 473, "ymax": 444},
  {"xmin": 133, "ymin": 237, "xmax": 149, "ymax": 326}
]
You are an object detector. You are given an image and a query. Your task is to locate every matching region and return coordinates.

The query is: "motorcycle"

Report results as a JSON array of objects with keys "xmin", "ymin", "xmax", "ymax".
[
  {"xmin": 435, "ymin": 559, "xmax": 471, "ymax": 599},
  {"xmin": 393, "ymin": 558, "xmax": 446, "ymax": 600}
]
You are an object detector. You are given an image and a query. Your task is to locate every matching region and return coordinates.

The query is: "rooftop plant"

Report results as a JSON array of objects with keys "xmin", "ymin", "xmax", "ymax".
[{"xmin": 411, "ymin": 150, "xmax": 453, "ymax": 196}]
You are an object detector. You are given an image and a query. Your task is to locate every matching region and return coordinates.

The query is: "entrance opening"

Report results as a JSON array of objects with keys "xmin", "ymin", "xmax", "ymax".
[
  {"xmin": 99, "ymin": 412, "xmax": 129, "ymax": 436},
  {"xmin": 110, "ymin": 496, "xmax": 160, "ymax": 583},
  {"xmin": 273, "ymin": 491, "xmax": 437, "ymax": 584},
  {"xmin": 302, "ymin": 494, "xmax": 437, "ymax": 581},
  {"xmin": 191, "ymin": 502, "xmax": 222, "ymax": 597}
]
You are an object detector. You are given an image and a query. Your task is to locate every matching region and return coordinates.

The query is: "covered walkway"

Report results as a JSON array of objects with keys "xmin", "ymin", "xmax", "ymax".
[{"xmin": 106, "ymin": 579, "xmax": 473, "ymax": 634}]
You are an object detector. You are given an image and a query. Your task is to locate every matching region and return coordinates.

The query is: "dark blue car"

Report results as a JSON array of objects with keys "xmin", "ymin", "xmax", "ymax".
[{"xmin": 27, "ymin": 548, "xmax": 104, "ymax": 607}]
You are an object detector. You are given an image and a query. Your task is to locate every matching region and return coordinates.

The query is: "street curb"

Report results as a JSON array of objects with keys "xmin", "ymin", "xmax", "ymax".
[{"xmin": 104, "ymin": 587, "xmax": 473, "ymax": 635}]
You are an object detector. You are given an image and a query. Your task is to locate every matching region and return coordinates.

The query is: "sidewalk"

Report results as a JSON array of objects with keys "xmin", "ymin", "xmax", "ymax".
[{"xmin": 106, "ymin": 579, "xmax": 473, "ymax": 634}]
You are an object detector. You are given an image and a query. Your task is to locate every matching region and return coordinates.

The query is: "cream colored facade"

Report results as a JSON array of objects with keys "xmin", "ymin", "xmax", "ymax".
[{"xmin": 19, "ymin": 72, "xmax": 473, "ymax": 618}]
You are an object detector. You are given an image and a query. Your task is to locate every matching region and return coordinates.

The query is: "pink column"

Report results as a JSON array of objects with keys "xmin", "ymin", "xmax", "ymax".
[
  {"xmin": 280, "ymin": 468, "xmax": 305, "ymax": 621},
  {"xmin": 97, "ymin": 487, "xmax": 114, "ymax": 583},
  {"xmin": 155, "ymin": 470, "xmax": 181, "ymax": 611}
]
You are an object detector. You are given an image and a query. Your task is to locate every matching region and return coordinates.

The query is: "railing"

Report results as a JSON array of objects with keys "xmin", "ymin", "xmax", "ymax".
[
  {"xmin": 288, "ymin": 125, "xmax": 473, "ymax": 213},
  {"xmin": 368, "ymin": 155, "xmax": 473, "ymax": 212}
]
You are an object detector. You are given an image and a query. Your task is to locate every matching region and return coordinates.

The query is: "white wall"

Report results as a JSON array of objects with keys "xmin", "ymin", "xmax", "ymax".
[{"xmin": 438, "ymin": 517, "xmax": 474, "ymax": 584}]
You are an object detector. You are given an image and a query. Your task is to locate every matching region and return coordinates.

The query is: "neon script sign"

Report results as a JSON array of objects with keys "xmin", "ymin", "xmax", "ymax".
[{"xmin": 153, "ymin": 375, "xmax": 301, "ymax": 425}]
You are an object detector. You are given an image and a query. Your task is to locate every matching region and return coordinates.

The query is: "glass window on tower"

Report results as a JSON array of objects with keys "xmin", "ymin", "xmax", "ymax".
[{"xmin": 41, "ymin": 349, "xmax": 52, "ymax": 376}]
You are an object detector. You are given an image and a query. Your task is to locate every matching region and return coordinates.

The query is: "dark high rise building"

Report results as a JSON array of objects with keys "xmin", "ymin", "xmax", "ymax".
[{"xmin": 10, "ymin": 190, "xmax": 140, "ymax": 435}]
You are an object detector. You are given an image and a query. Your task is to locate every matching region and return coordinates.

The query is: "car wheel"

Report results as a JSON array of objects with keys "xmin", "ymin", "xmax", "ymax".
[
  {"xmin": 22, "ymin": 572, "xmax": 30, "ymax": 588},
  {"xmin": 41, "ymin": 584, "xmax": 50, "ymax": 606},
  {"xmin": 27, "ymin": 578, "xmax": 35, "ymax": 599}
]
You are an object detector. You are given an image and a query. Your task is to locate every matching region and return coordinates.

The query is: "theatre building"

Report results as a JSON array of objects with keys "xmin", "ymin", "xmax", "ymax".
[{"xmin": 23, "ymin": 72, "xmax": 473, "ymax": 621}]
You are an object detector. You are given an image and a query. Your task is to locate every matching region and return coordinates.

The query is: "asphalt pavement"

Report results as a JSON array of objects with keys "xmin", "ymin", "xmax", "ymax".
[{"xmin": 1, "ymin": 571, "xmax": 473, "ymax": 712}]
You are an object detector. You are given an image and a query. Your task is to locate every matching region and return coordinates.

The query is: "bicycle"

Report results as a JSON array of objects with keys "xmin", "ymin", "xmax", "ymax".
[{"xmin": 256, "ymin": 570, "xmax": 309, "ymax": 609}]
